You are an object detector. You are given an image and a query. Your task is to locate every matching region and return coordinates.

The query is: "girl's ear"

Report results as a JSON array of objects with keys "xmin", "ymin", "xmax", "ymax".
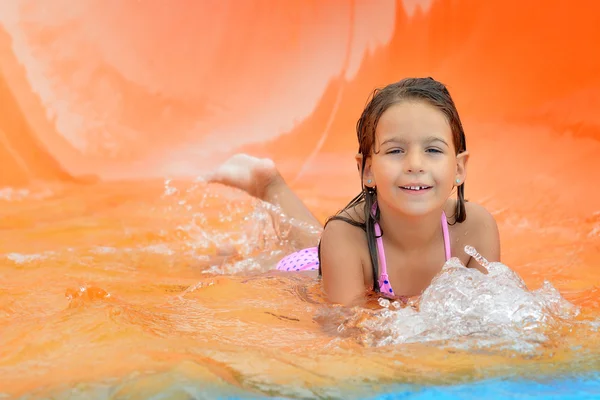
[
  {"xmin": 355, "ymin": 153, "xmax": 375, "ymax": 187},
  {"xmin": 455, "ymin": 150, "xmax": 469, "ymax": 186}
]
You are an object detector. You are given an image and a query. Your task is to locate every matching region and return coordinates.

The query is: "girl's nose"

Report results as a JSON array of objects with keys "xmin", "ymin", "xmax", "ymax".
[{"xmin": 405, "ymin": 151, "xmax": 425, "ymax": 173}]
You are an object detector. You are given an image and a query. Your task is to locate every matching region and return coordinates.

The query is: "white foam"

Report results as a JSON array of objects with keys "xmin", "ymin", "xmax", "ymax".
[
  {"xmin": 333, "ymin": 255, "xmax": 581, "ymax": 351},
  {"xmin": 4, "ymin": 252, "xmax": 48, "ymax": 264}
]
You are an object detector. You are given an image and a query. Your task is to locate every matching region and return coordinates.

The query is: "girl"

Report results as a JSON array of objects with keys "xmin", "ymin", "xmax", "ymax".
[{"xmin": 208, "ymin": 77, "xmax": 501, "ymax": 306}]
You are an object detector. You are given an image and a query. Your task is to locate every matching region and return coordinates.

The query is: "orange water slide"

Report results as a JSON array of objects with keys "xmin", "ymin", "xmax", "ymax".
[
  {"xmin": 0, "ymin": 29, "xmax": 74, "ymax": 186},
  {"xmin": 0, "ymin": 0, "xmax": 599, "ymax": 188}
]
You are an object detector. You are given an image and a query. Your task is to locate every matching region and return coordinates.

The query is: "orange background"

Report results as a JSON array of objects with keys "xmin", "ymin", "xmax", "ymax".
[
  {"xmin": 1, "ymin": 1, "xmax": 599, "ymax": 186},
  {"xmin": 0, "ymin": 0, "xmax": 599, "ymax": 396}
]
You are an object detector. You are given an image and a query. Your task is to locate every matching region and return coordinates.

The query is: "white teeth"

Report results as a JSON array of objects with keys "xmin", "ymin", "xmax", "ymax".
[{"xmin": 403, "ymin": 186, "xmax": 429, "ymax": 190}]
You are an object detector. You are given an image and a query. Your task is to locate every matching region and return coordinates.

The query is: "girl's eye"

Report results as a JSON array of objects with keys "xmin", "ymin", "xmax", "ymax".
[
  {"xmin": 426, "ymin": 148, "xmax": 443, "ymax": 154},
  {"xmin": 387, "ymin": 149, "xmax": 404, "ymax": 154}
]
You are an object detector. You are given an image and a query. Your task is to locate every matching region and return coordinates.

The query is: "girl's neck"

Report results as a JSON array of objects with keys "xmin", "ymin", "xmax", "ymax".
[{"xmin": 376, "ymin": 202, "xmax": 443, "ymax": 253}]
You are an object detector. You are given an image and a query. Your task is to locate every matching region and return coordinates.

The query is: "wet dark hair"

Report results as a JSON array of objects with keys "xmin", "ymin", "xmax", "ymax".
[{"xmin": 317, "ymin": 77, "xmax": 468, "ymax": 292}]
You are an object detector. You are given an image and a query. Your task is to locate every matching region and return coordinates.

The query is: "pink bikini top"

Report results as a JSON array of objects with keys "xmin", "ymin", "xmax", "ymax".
[{"xmin": 372, "ymin": 204, "xmax": 452, "ymax": 297}]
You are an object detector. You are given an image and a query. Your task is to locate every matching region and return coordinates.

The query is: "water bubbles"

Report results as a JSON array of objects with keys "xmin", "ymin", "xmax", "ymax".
[
  {"xmin": 464, "ymin": 245, "xmax": 490, "ymax": 268},
  {"xmin": 377, "ymin": 298, "xmax": 402, "ymax": 310},
  {"xmin": 162, "ymin": 178, "xmax": 179, "ymax": 197},
  {"xmin": 378, "ymin": 298, "xmax": 390, "ymax": 308},
  {"xmin": 339, "ymin": 247, "xmax": 581, "ymax": 351}
]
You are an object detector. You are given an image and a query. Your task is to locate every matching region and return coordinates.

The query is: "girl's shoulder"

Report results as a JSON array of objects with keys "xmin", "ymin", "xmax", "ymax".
[
  {"xmin": 323, "ymin": 201, "xmax": 368, "ymax": 230},
  {"xmin": 446, "ymin": 199, "xmax": 498, "ymax": 234}
]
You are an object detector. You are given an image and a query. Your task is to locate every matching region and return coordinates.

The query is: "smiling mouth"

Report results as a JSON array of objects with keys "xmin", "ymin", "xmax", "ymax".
[{"xmin": 399, "ymin": 185, "xmax": 432, "ymax": 191}]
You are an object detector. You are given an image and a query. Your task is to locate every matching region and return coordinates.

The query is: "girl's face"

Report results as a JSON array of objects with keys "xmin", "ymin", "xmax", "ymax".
[{"xmin": 363, "ymin": 100, "xmax": 468, "ymax": 217}]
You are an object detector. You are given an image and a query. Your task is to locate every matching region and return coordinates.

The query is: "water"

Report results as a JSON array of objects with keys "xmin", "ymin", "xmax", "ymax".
[
  {"xmin": 1, "ymin": 1, "xmax": 599, "ymax": 397},
  {"xmin": 0, "ymin": 179, "xmax": 598, "ymax": 398}
]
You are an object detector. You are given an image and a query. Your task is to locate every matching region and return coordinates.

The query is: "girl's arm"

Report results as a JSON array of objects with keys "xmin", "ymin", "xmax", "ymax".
[{"xmin": 319, "ymin": 220, "xmax": 368, "ymax": 306}]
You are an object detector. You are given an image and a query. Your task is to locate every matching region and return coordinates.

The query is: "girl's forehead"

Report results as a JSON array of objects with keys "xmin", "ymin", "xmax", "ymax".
[{"xmin": 375, "ymin": 101, "xmax": 451, "ymax": 141}]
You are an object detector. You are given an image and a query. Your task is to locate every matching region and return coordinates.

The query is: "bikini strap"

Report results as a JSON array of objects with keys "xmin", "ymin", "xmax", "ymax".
[
  {"xmin": 441, "ymin": 211, "xmax": 451, "ymax": 260},
  {"xmin": 373, "ymin": 222, "xmax": 388, "ymax": 275},
  {"xmin": 371, "ymin": 203, "xmax": 450, "ymax": 294}
]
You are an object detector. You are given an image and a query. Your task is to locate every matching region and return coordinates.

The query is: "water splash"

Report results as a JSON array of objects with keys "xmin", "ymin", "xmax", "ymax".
[
  {"xmin": 464, "ymin": 245, "xmax": 490, "ymax": 268},
  {"xmin": 150, "ymin": 178, "xmax": 321, "ymax": 275},
  {"xmin": 330, "ymin": 247, "xmax": 581, "ymax": 351}
]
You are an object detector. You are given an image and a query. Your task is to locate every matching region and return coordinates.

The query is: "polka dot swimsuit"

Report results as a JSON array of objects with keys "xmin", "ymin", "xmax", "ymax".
[
  {"xmin": 276, "ymin": 247, "xmax": 320, "ymax": 272},
  {"xmin": 276, "ymin": 203, "xmax": 452, "ymax": 298}
]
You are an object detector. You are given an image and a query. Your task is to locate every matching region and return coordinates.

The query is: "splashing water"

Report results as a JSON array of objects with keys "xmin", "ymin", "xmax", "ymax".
[
  {"xmin": 330, "ymin": 246, "xmax": 581, "ymax": 351},
  {"xmin": 465, "ymin": 245, "xmax": 490, "ymax": 268},
  {"xmin": 149, "ymin": 178, "xmax": 322, "ymax": 275}
]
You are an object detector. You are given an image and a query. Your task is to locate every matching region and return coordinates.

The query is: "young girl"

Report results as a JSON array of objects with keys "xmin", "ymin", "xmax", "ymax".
[{"xmin": 208, "ymin": 77, "xmax": 501, "ymax": 306}]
